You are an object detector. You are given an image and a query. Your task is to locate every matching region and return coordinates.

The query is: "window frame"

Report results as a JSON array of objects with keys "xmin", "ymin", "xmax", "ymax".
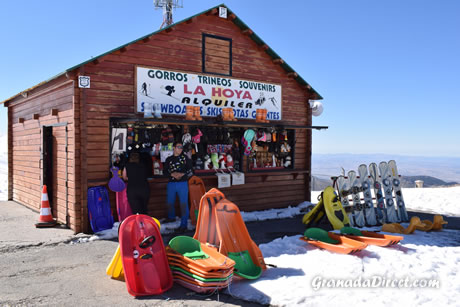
[{"xmin": 202, "ymin": 33, "xmax": 233, "ymax": 77}]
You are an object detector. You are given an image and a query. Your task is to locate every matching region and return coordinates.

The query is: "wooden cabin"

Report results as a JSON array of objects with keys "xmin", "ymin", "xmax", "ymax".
[{"xmin": 1, "ymin": 5, "xmax": 325, "ymax": 233}]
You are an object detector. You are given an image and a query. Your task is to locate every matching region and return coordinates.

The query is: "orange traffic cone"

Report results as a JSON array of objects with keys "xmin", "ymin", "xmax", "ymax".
[{"xmin": 35, "ymin": 185, "xmax": 57, "ymax": 228}]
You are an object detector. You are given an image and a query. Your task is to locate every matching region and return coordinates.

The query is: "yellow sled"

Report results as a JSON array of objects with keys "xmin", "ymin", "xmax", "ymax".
[
  {"xmin": 381, "ymin": 216, "xmax": 424, "ymax": 234},
  {"xmin": 416, "ymin": 215, "xmax": 448, "ymax": 231},
  {"xmin": 303, "ymin": 187, "xmax": 350, "ymax": 230},
  {"xmin": 106, "ymin": 217, "xmax": 161, "ymax": 281},
  {"xmin": 106, "ymin": 245, "xmax": 124, "ymax": 281}
]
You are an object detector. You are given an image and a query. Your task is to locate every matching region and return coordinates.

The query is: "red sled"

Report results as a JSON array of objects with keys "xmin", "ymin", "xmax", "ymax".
[
  {"xmin": 116, "ymin": 186, "xmax": 133, "ymax": 222},
  {"xmin": 119, "ymin": 214, "xmax": 173, "ymax": 297}
]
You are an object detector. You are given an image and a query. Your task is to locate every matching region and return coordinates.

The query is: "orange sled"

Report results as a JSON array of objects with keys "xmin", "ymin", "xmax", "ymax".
[
  {"xmin": 166, "ymin": 257, "xmax": 233, "ymax": 278},
  {"xmin": 215, "ymin": 199, "xmax": 266, "ymax": 279},
  {"xmin": 174, "ymin": 278, "xmax": 228, "ymax": 293},
  {"xmin": 188, "ymin": 176, "xmax": 206, "ymax": 226},
  {"xmin": 340, "ymin": 227, "xmax": 403, "ymax": 246},
  {"xmin": 166, "ymin": 236, "xmax": 235, "ymax": 272},
  {"xmin": 300, "ymin": 228, "xmax": 367, "ymax": 254},
  {"xmin": 193, "ymin": 188, "xmax": 226, "ymax": 246}
]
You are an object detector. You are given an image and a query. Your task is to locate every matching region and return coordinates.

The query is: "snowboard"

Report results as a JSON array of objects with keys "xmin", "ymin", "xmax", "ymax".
[
  {"xmin": 378, "ymin": 161, "xmax": 399, "ymax": 223},
  {"xmin": 357, "ymin": 164, "xmax": 378, "ymax": 226},
  {"xmin": 335, "ymin": 175, "xmax": 355, "ymax": 227},
  {"xmin": 388, "ymin": 160, "xmax": 409, "ymax": 222},
  {"xmin": 368, "ymin": 162, "xmax": 387, "ymax": 224},
  {"xmin": 348, "ymin": 170, "xmax": 366, "ymax": 227}
]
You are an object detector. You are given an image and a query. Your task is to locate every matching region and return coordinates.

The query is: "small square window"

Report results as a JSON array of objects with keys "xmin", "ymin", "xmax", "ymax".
[{"xmin": 202, "ymin": 34, "xmax": 232, "ymax": 76}]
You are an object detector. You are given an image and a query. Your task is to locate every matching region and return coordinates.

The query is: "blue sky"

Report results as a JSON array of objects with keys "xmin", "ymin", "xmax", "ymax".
[{"xmin": 1, "ymin": 0, "xmax": 459, "ymax": 157}]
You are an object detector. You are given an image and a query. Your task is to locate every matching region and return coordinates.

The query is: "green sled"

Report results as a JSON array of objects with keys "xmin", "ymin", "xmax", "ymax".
[{"xmin": 228, "ymin": 250, "xmax": 262, "ymax": 280}]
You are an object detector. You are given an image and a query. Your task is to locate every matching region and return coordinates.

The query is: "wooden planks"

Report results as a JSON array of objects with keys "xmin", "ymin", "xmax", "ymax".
[
  {"xmin": 203, "ymin": 35, "xmax": 231, "ymax": 75},
  {"xmin": 10, "ymin": 108, "xmax": 76, "ymax": 227}
]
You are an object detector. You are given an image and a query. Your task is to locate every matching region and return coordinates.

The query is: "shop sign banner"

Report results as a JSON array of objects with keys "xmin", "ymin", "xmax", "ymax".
[{"xmin": 136, "ymin": 67, "xmax": 282, "ymax": 120}]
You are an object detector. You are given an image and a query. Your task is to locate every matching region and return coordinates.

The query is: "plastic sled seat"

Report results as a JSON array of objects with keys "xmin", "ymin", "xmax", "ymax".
[
  {"xmin": 193, "ymin": 188, "xmax": 226, "ymax": 246},
  {"xmin": 228, "ymin": 250, "xmax": 262, "ymax": 280},
  {"xmin": 300, "ymin": 228, "xmax": 367, "ymax": 255},
  {"xmin": 167, "ymin": 236, "xmax": 235, "ymax": 272},
  {"xmin": 214, "ymin": 199, "xmax": 266, "ymax": 279},
  {"xmin": 340, "ymin": 227, "xmax": 403, "ymax": 247},
  {"xmin": 119, "ymin": 214, "xmax": 173, "ymax": 297}
]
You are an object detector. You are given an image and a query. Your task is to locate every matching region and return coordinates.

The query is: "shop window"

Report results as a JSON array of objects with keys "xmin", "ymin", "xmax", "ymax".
[
  {"xmin": 110, "ymin": 121, "xmax": 295, "ymax": 179},
  {"xmin": 202, "ymin": 33, "xmax": 232, "ymax": 76},
  {"xmin": 247, "ymin": 128, "xmax": 295, "ymax": 171}
]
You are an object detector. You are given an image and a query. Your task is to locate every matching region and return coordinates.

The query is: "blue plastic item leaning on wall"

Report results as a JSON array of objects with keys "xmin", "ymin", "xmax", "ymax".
[{"xmin": 87, "ymin": 186, "xmax": 114, "ymax": 233}]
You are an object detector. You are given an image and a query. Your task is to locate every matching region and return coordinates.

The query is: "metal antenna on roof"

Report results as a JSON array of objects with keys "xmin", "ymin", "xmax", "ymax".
[{"xmin": 154, "ymin": 0, "xmax": 183, "ymax": 29}]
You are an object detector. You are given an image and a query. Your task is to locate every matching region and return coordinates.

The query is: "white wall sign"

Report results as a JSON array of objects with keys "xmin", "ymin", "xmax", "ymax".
[
  {"xmin": 111, "ymin": 128, "xmax": 127, "ymax": 153},
  {"xmin": 219, "ymin": 7, "xmax": 227, "ymax": 19},
  {"xmin": 78, "ymin": 76, "xmax": 90, "ymax": 88},
  {"xmin": 136, "ymin": 67, "xmax": 282, "ymax": 120}
]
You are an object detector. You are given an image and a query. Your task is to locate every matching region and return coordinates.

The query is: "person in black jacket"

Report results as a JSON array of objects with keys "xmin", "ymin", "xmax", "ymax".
[
  {"xmin": 122, "ymin": 152, "xmax": 150, "ymax": 214},
  {"xmin": 164, "ymin": 141, "xmax": 193, "ymax": 232}
]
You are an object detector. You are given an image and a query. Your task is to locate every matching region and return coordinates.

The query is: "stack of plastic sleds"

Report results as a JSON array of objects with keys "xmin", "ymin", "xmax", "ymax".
[
  {"xmin": 166, "ymin": 236, "xmax": 235, "ymax": 293},
  {"xmin": 193, "ymin": 188, "xmax": 266, "ymax": 280}
]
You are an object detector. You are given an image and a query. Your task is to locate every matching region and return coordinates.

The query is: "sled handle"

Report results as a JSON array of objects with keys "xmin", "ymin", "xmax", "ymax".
[{"xmin": 139, "ymin": 235, "xmax": 156, "ymax": 248}]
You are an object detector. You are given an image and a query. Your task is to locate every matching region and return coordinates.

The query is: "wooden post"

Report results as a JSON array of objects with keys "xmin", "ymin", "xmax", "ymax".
[
  {"xmin": 8, "ymin": 106, "xmax": 13, "ymax": 200},
  {"xmin": 79, "ymin": 66, "xmax": 89, "ymax": 233}
]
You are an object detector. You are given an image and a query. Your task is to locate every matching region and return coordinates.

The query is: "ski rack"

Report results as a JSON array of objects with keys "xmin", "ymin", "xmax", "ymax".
[{"xmin": 331, "ymin": 175, "xmax": 402, "ymax": 201}]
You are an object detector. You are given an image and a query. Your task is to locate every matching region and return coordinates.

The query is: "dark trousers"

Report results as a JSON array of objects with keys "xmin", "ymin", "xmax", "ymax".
[{"xmin": 127, "ymin": 185, "xmax": 150, "ymax": 214}]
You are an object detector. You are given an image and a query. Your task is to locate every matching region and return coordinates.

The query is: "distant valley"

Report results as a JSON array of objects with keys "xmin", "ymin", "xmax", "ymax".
[{"xmin": 311, "ymin": 153, "xmax": 460, "ymax": 191}]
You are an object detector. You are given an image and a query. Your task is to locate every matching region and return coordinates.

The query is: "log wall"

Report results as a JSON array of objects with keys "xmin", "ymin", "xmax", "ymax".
[{"xmin": 7, "ymin": 78, "xmax": 79, "ymax": 230}]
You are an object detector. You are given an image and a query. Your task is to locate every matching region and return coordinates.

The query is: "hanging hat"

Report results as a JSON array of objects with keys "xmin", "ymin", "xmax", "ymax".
[
  {"xmin": 257, "ymin": 130, "xmax": 267, "ymax": 142},
  {"xmin": 192, "ymin": 128, "xmax": 203, "ymax": 144}
]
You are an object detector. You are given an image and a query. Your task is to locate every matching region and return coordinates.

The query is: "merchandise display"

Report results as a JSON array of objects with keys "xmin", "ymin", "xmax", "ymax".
[{"xmin": 110, "ymin": 120, "xmax": 296, "ymax": 177}]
